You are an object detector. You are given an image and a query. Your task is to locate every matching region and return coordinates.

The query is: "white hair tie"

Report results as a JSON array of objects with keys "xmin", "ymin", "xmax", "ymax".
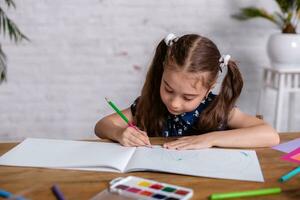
[
  {"xmin": 219, "ymin": 54, "xmax": 231, "ymax": 71},
  {"xmin": 164, "ymin": 33, "xmax": 178, "ymax": 46}
]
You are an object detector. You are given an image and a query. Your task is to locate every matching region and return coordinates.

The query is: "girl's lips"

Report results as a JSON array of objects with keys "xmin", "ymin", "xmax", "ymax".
[{"xmin": 167, "ymin": 107, "xmax": 181, "ymax": 115}]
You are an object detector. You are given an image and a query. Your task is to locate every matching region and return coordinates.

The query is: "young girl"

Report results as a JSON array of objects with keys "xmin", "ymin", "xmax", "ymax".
[{"xmin": 95, "ymin": 33, "xmax": 280, "ymax": 150}]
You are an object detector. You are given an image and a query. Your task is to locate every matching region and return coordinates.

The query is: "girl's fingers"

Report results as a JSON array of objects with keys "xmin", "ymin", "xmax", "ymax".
[
  {"xmin": 139, "ymin": 131, "xmax": 150, "ymax": 144},
  {"xmin": 172, "ymin": 143, "xmax": 193, "ymax": 150},
  {"xmin": 139, "ymin": 130, "xmax": 148, "ymax": 136},
  {"xmin": 136, "ymin": 130, "xmax": 151, "ymax": 145},
  {"xmin": 140, "ymin": 132, "xmax": 151, "ymax": 146},
  {"xmin": 129, "ymin": 130, "xmax": 150, "ymax": 146},
  {"xmin": 130, "ymin": 126, "xmax": 149, "ymax": 139},
  {"xmin": 128, "ymin": 135, "xmax": 146, "ymax": 146},
  {"xmin": 164, "ymin": 140, "xmax": 188, "ymax": 149},
  {"xmin": 122, "ymin": 140, "xmax": 135, "ymax": 147},
  {"xmin": 164, "ymin": 138, "xmax": 211, "ymax": 150},
  {"xmin": 123, "ymin": 137, "xmax": 144, "ymax": 147},
  {"xmin": 128, "ymin": 126, "xmax": 151, "ymax": 146},
  {"xmin": 121, "ymin": 129, "xmax": 145, "ymax": 147}
]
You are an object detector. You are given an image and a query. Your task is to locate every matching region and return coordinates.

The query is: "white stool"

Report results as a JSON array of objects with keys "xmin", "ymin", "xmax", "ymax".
[{"xmin": 257, "ymin": 67, "xmax": 300, "ymax": 131}]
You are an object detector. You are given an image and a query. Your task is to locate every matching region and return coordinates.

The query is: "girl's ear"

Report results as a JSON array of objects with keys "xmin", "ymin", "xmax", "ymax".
[{"xmin": 204, "ymin": 89, "xmax": 211, "ymax": 99}]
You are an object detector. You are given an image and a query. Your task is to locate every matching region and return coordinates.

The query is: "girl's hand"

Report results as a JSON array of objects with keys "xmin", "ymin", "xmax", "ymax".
[
  {"xmin": 117, "ymin": 126, "xmax": 151, "ymax": 147},
  {"xmin": 163, "ymin": 134, "xmax": 214, "ymax": 150}
]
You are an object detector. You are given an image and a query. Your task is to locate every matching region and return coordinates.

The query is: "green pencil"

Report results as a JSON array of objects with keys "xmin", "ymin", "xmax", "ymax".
[
  {"xmin": 210, "ymin": 187, "xmax": 281, "ymax": 199},
  {"xmin": 105, "ymin": 97, "xmax": 130, "ymax": 125},
  {"xmin": 105, "ymin": 97, "xmax": 152, "ymax": 147}
]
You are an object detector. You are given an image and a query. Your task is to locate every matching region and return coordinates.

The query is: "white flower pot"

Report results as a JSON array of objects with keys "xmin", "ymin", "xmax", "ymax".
[{"xmin": 267, "ymin": 33, "xmax": 300, "ymax": 69}]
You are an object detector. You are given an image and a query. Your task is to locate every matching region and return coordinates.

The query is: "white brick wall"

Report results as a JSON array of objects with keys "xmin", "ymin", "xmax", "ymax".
[{"xmin": 0, "ymin": 0, "xmax": 299, "ymax": 141}]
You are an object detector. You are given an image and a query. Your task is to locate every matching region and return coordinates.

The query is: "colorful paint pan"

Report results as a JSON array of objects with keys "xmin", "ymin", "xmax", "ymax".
[{"xmin": 109, "ymin": 176, "xmax": 193, "ymax": 200}]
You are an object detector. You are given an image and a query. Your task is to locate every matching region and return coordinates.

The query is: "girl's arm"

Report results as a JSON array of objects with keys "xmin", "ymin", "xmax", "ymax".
[
  {"xmin": 94, "ymin": 108, "xmax": 150, "ymax": 146},
  {"xmin": 210, "ymin": 107, "xmax": 280, "ymax": 148},
  {"xmin": 164, "ymin": 107, "xmax": 280, "ymax": 150}
]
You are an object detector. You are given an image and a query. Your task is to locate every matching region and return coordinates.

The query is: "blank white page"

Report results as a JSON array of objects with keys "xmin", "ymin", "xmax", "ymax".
[{"xmin": 0, "ymin": 138, "xmax": 136, "ymax": 172}]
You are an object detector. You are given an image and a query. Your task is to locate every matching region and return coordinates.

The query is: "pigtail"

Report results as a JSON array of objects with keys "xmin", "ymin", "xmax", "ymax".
[
  {"xmin": 198, "ymin": 60, "xmax": 243, "ymax": 132},
  {"xmin": 134, "ymin": 40, "xmax": 169, "ymax": 136},
  {"xmin": 219, "ymin": 60, "xmax": 243, "ymax": 113}
]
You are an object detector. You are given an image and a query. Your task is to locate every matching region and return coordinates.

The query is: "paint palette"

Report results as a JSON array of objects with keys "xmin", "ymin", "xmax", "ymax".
[{"xmin": 109, "ymin": 176, "xmax": 193, "ymax": 200}]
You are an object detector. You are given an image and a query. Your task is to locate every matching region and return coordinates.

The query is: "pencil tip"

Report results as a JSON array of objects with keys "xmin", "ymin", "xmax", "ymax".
[{"xmin": 105, "ymin": 97, "xmax": 109, "ymax": 102}]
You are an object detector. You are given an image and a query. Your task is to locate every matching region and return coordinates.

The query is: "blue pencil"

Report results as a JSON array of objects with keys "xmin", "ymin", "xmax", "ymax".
[
  {"xmin": 51, "ymin": 185, "xmax": 66, "ymax": 200},
  {"xmin": 0, "ymin": 189, "xmax": 27, "ymax": 200},
  {"xmin": 0, "ymin": 189, "xmax": 12, "ymax": 198},
  {"xmin": 279, "ymin": 166, "xmax": 300, "ymax": 182}
]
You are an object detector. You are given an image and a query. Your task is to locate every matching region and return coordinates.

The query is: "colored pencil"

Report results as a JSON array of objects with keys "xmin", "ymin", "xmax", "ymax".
[
  {"xmin": 51, "ymin": 185, "xmax": 66, "ymax": 200},
  {"xmin": 210, "ymin": 187, "xmax": 281, "ymax": 199},
  {"xmin": 279, "ymin": 166, "xmax": 300, "ymax": 182}
]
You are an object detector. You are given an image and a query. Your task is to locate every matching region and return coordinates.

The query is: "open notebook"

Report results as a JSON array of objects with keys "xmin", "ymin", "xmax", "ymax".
[{"xmin": 0, "ymin": 138, "xmax": 264, "ymax": 182}]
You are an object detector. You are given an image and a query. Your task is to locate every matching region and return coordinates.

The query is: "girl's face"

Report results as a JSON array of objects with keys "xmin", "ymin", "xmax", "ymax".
[{"xmin": 160, "ymin": 68, "xmax": 210, "ymax": 115}]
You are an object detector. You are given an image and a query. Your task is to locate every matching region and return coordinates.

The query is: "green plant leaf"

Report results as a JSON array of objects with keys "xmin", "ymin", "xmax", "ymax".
[
  {"xmin": 0, "ymin": 44, "xmax": 7, "ymax": 83},
  {"xmin": 232, "ymin": 1, "xmax": 300, "ymax": 33},
  {"xmin": 4, "ymin": 0, "xmax": 16, "ymax": 9},
  {"xmin": 297, "ymin": 7, "xmax": 300, "ymax": 18},
  {"xmin": 232, "ymin": 7, "xmax": 281, "ymax": 27},
  {"xmin": 286, "ymin": 12, "xmax": 293, "ymax": 22},
  {"xmin": 0, "ymin": 8, "xmax": 6, "ymax": 34},
  {"xmin": 0, "ymin": 0, "xmax": 27, "ymax": 84},
  {"xmin": 0, "ymin": 8, "xmax": 28, "ymax": 43},
  {"xmin": 297, "ymin": 0, "xmax": 300, "ymax": 10},
  {"xmin": 274, "ymin": 11, "xmax": 285, "ymax": 25},
  {"xmin": 275, "ymin": 0, "xmax": 293, "ymax": 13}
]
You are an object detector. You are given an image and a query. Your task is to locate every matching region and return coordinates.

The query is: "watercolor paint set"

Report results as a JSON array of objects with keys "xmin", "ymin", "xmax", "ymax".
[{"xmin": 109, "ymin": 176, "xmax": 193, "ymax": 200}]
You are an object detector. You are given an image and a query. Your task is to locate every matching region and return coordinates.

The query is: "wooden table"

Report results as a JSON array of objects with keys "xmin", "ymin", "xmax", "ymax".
[{"xmin": 0, "ymin": 133, "xmax": 299, "ymax": 200}]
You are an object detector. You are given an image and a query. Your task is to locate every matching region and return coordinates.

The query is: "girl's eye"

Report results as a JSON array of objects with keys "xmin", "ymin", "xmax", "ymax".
[
  {"xmin": 165, "ymin": 87, "xmax": 173, "ymax": 93},
  {"xmin": 183, "ymin": 97, "xmax": 193, "ymax": 101}
]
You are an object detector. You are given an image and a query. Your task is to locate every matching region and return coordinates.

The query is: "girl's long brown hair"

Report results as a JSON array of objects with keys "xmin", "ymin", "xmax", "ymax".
[{"xmin": 134, "ymin": 34, "xmax": 243, "ymax": 136}]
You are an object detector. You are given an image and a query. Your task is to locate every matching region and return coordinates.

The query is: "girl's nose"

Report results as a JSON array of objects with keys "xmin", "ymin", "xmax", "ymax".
[{"xmin": 170, "ymin": 97, "xmax": 181, "ymax": 110}]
